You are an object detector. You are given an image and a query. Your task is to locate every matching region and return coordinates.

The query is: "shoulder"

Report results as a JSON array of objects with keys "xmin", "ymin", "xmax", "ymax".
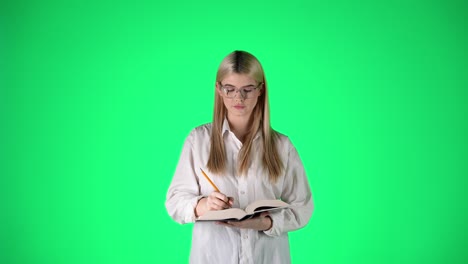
[
  {"xmin": 190, "ymin": 122, "xmax": 212, "ymax": 135},
  {"xmin": 273, "ymin": 131, "xmax": 304, "ymax": 166},
  {"xmin": 273, "ymin": 130, "xmax": 294, "ymax": 150},
  {"xmin": 185, "ymin": 123, "xmax": 212, "ymax": 145}
]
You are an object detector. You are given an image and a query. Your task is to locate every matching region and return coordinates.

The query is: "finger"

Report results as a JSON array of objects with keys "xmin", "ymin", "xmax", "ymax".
[
  {"xmin": 228, "ymin": 197, "xmax": 234, "ymax": 206},
  {"xmin": 260, "ymin": 212, "xmax": 269, "ymax": 217},
  {"xmin": 215, "ymin": 221, "xmax": 230, "ymax": 226},
  {"xmin": 211, "ymin": 192, "xmax": 229, "ymax": 203},
  {"xmin": 226, "ymin": 221, "xmax": 242, "ymax": 228},
  {"xmin": 212, "ymin": 198, "xmax": 231, "ymax": 209},
  {"xmin": 208, "ymin": 198, "xmax": 230, "ymax": 210},
  {"xmin": 209, "ymin": 194, "xmax": 231, "ymax": 208},
  {"xmin": 207, "ymin": 199, "xmax": 225, "ymax": 210},
  {"xmin": 208, "ymin": 204, "xmax": 223, "ymax": 211}
]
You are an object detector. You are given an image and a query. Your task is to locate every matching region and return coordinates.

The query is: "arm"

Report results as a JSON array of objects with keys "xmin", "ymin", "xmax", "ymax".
[
  {"xmin": 165, "ymin": 131, "xmax": 202, "ymax": 224},
  {"xmin": 165, "ymin": 130, "xmax": 233, "ymax": 223},
  {"xmin": 216, "ymin": 212, "xmax": 272, "ymax": 231},
  {"xmin": 263, "ymin": 140, "xmax": 314, "ymax": 237}
]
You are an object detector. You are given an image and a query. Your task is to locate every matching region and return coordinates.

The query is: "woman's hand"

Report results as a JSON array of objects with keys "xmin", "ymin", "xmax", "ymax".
[
  {"xmin": 195, "ymin": 192, "xmax": 233, "ymax": 217},
  {"xmin": 216, "ymin": 212, "xmax": 273, "ymax": 231}
]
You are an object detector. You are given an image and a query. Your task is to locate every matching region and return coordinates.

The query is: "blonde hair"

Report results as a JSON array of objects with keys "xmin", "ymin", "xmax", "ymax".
[{"xmin": 207, "ymin": 50, "xmax": 283, "ymax": 183}]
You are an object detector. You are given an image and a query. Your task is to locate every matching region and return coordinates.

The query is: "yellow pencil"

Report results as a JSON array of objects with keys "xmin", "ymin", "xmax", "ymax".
[{"xmin": 200, "ymin": 168, "xmax": 220, "ymax": 192}]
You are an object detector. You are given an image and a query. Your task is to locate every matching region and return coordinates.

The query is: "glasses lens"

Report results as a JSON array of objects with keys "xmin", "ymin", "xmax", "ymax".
[
  {"xmin": 223, "ymin": 86, "xmax": 258, "ymax": 98},
  {"xmin": 224, "ymin": 88, "xmax": 236, "ymax": 98}
]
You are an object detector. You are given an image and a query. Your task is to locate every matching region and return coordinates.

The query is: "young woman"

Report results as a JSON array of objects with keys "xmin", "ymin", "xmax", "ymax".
[{"xmin": 166, "ymin": 50, "xmax": 313, "ymax": 263}]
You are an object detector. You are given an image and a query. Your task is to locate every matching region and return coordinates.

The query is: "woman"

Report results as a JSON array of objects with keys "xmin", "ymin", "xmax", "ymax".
[{"xmin": 166, "ymin": 50, "xmax": 313, "ymax": 263}]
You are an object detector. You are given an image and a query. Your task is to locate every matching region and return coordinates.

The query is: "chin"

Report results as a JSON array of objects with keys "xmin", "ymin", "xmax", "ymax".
[{"xmin": 235, "ymin": 112, "xmax": 252, "ymax": 117}]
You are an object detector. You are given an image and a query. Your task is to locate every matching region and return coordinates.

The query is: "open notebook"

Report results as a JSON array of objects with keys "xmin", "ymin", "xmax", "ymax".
[{"xmin": 196, "ymin": 199, "xmax": 290, "ymax": 221}]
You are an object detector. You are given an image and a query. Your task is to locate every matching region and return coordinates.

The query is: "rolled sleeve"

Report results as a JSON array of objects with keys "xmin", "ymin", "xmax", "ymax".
[
  {"xmin": 165, "ymin": 130, "xmax": 202, "ymax": 224},
  {"xmin": 263, "ymin": 140, "xmax": 314, "ymax": 237}
]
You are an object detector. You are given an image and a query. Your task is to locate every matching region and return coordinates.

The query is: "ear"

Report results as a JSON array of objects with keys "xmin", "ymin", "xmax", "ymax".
[
  {"xmin": 258, "ymin": 83, "xmax": 264, "ymax": 96},
  {"xmin": 215, "ymin": 82, "xmax": 223, "ymax": 96}
]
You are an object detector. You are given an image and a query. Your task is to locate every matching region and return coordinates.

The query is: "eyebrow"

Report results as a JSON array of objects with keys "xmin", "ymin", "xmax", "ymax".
[{"xmin": 222, "ymin": 83, "xmax": 256, "ymax": 88}]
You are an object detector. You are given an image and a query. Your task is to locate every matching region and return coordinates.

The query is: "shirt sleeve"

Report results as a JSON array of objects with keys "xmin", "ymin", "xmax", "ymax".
[
  {"xmin": 263, "ymin": 139, "xmax": 314, "ymax": 237},
  {"xmin": 165, "ymin": 130, "xmax": 204, "ymax": 224}
]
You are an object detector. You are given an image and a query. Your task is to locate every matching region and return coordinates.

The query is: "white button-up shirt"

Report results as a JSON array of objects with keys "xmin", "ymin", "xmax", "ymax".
[{"xmin": 166, "ymin": 120, "xmax": 314, "ymax": 264}]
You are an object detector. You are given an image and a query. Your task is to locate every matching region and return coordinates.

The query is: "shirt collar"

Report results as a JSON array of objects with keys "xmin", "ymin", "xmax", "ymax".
[
  {"xmin": 221, "ymin": 117, "xmax": 262, "ymax": 141},
  {"xmin": 222, "ymin": 117, "xmax": 231, "ymax": 135}
]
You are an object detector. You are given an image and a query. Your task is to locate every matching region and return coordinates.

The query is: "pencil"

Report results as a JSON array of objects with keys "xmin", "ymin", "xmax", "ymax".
[{"xmin": 200, "ymin": 168, "xmax": 220, "ymax": 192}]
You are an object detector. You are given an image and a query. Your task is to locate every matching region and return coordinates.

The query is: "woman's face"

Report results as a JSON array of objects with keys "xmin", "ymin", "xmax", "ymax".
[{"xmin": 216, "ymin": 73, "xmax": 262, "ymax": 120}]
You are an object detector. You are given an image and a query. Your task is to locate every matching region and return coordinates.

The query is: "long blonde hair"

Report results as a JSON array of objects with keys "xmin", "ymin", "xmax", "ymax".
[{"xmin": 207, "ymin": 50, "xmax": 283, "ymax": 183}]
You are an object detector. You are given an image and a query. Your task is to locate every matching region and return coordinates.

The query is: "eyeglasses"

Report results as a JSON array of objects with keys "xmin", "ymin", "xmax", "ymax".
[{"xmin": 218, "ymin": 82, "xmax": 263, "ymax": 99}]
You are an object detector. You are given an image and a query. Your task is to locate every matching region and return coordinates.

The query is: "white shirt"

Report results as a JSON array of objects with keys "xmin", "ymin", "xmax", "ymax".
[{"xmin": 166, "ymin": 120, "xmax": 314, "ymax": 264}]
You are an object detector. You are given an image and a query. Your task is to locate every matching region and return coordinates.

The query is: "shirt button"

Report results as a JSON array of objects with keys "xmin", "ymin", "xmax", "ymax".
[{"xmin": 240, "ymin": 191, "xmax": 245, "ymax": 195}]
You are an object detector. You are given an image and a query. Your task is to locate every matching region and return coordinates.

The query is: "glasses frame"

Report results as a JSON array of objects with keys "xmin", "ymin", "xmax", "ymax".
[{"xmin": 218, "ymin": 82, "xmax": 263, "ymax": 99}]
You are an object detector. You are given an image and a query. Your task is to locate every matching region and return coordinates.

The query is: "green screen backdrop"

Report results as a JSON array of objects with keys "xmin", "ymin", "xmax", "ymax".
[{"xmin": 2, "ymin": 0, "xmax": 467, "ymax": 263}]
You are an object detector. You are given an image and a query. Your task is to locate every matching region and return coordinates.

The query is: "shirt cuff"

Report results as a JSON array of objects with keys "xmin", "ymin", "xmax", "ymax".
[
  {"xmin": 185, "ymin": 195, "xmax": 205, "ymax": 223},
  {"xmin": 262, "ymin": 211, "xmax": 283, "ymax": 237}
]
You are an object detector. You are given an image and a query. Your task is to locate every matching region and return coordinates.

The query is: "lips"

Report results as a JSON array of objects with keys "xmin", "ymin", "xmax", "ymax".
[{"xmin": 234, "ymin": 105, "xmax": 245, "ymax": 109}]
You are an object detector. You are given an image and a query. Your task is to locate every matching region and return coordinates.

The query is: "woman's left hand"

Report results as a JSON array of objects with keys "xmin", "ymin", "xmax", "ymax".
[{"xmin": 216, "ymin": 212, "xmax": 272, "ymax": 231}]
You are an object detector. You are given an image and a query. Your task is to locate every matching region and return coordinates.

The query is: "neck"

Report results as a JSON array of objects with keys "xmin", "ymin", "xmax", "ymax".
[{"xmin": 227, "ymin": 114, "xmax": 251, "ymax": 143}]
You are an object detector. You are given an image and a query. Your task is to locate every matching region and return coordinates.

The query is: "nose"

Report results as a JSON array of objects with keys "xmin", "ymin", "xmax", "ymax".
[{"xmin": 233, "ymin": 90, "xmax": 246, "ymax": 99}]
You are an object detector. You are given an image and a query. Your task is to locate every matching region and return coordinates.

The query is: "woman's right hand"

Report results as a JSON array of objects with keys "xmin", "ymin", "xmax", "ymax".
[
  {"xmin": 195, "ymin": 192, "xmax": 234, "ymax": 217},
  {"xmin": 206, "ymin": 192, "xmax": 234, "ymax": 210}
]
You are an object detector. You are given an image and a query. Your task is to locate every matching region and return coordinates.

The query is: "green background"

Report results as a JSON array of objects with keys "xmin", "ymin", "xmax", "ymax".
[{"xmin": 2, "ymin": 0, "xmax": 467, "ymax": 263}]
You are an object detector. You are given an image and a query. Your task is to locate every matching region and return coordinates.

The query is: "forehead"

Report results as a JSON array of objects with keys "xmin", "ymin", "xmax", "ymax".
[{"xmin": 221, "ymin": 73, "xmax": 257, "ymax": 86}]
